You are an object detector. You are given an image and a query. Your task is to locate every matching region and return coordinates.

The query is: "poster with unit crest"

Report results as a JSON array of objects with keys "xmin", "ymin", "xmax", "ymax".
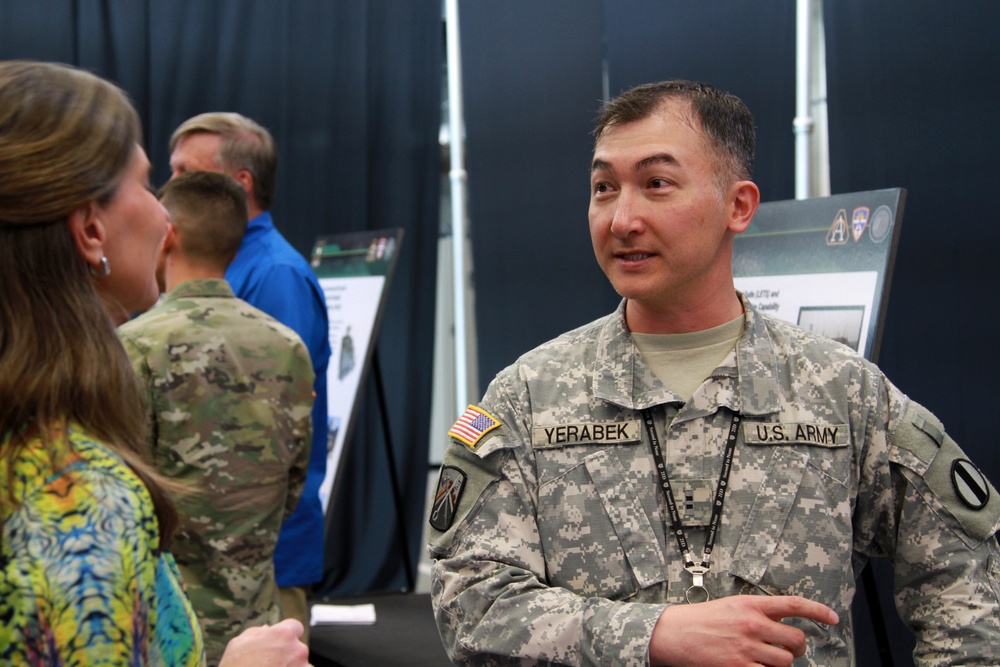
[
  {"xmin": 310, "ymin": 228, "xmax": 404, "ymax": 513},
  {"xmin": 733, "ymin": 188, "xmax": 905, "ymax": 362}
]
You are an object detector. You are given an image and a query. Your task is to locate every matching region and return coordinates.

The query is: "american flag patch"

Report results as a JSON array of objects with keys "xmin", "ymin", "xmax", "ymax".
[{"xmin": 448, "ymin": 405, "xmax": 501, "ymax": 449}]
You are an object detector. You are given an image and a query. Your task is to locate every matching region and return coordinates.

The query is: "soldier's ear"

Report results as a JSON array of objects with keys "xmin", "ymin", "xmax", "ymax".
[
  {"xmin": 727, "ymin": 180, "xmax": 759, "ymax": 234},
  {"xmin": 161, "ymin": 222, "xmax": 178, "ymax": 252}
]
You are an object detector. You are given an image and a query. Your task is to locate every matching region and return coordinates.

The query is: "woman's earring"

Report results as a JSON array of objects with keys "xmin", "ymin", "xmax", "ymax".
[{"xmin": 89, "ymin": 256, "xmax": 111, "ymax": 278}]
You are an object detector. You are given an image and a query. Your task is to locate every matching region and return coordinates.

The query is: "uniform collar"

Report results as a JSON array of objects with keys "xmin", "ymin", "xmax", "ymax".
[
  {"xmin": 733, "ymin": 294, "xmax": 782, "ymax": 417},
  {"xmin": 162, "ymin": 278, "xmax": 235, "ymax": 302},
  {"xmin": 592, "ymin": 295, "xmax": 781, "ymax": 417}
]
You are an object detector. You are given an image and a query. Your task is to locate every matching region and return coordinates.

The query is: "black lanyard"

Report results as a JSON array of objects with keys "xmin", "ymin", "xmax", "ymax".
[{"xmin": 641, "ymin": 408, "xmax": 740, "ymax": 603}]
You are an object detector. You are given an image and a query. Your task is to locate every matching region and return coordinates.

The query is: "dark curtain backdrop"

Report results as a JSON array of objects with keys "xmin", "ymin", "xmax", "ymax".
[
  {"xmin": 823, "ymin": 3, "xmax": 1000, "ymax": 664},
  {"xmin": 460, "ymin": 3, "xmax": 999, "ymax": 666},
  {"xmin": 825, "ymin": 0, "xmax": 1000, "ymax": 469},
  {"xmin": 0, "ymin": 0, "xmax": 442, "ymax": 598},
  {"xmin": 459, "ymin": 0, "xmax": 616, "ymax": 382},
  {"xmin": 604, "ymin": 1, "xmax": 796, "ymax": 204}
]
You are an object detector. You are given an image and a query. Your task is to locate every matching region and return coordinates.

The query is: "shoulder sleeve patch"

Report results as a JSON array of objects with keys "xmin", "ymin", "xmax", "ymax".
[
  {"xmin": 429, "ymin": 466, "xmax": 467, "ymax": 532},
  {"xmin": 892, "ymin": 401, "xmax": 1000, "ymax": 543},
  {"xmin": 448, "ymin": 404, "xmax": 501, "ymax": 449},
  {"xmin": 951, "ymin": 459, "xmax": 991, "ymax": 511}
]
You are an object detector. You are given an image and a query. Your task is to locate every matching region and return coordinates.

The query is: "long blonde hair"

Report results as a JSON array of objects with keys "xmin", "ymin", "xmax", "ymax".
[{"xmin": 0, "ymin": 60, "xmax": 178, "ymax": 546}]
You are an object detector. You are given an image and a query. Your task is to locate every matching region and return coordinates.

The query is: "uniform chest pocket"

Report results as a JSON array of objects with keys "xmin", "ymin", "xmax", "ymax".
[
  {"xmin": 536, "ymin": 448, "xmax": 666, "ymax": 599},
  {"xmin": 729, "ymin": 446, "xmax": 853, "ymax": 601}
]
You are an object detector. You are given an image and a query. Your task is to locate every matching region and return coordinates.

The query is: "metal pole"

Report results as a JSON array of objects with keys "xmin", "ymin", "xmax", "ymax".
[
  {"xmin": 445, "ymin": 0, "xmax": 470, "ymax": 417},
  {"xmin": 794, "ymin": 0, "xmax": 814, "ymax": 199}
]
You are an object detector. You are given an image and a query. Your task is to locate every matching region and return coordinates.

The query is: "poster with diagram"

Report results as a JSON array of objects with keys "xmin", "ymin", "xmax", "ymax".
[
  {"xmin": 733, "ymin": 188, "xmax": 905, "ymax": 362},
  {"xmin": 310, "ymin": 228, "xmax": 404, "ymax": 513}
]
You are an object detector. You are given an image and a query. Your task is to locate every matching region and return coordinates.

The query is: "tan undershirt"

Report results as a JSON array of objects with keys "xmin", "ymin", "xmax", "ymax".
[{"xmin": 632, "ymin": 313, "xmax": 745, "ymax": 402}]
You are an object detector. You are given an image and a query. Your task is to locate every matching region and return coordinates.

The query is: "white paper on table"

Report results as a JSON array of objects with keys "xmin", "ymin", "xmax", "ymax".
[{"xmin": 310, "ymin": 603, "xmax": 377, "ymax": 626}]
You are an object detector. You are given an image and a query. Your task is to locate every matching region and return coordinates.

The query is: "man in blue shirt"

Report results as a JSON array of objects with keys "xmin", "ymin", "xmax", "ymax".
[{"xmin": 168, "ymin": 112, "xmax": 332, "ymax": 638}]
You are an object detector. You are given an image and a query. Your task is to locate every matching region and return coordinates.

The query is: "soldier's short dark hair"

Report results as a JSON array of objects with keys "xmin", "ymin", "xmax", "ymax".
[
  {"xmin": 594, "ymin": 80, "xmax": 756, "ymax": 185},
  {"xmin": 158, "ymin": 171, "xmax": 249, "ymax": 269}
]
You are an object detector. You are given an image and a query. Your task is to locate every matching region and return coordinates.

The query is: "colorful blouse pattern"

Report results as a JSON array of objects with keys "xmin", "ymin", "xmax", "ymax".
[{"xmin": 0, "ymin": 423, "xmax": 204, "ymax": 666}]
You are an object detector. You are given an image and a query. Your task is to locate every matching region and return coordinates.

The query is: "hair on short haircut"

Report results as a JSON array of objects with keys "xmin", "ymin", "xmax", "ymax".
[
  {"xmin": 159, "ymin": 171, "xmax": 249, "ymax": 270},
  {"xmin": 594, "ymin": 80, "xmax": 756, "ymax": 186}
]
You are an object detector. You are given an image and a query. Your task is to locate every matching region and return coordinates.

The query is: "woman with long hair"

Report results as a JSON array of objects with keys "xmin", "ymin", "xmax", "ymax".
[{"xmin": 0, "ymin": 60, "xmax": 309, "ymax": 667}]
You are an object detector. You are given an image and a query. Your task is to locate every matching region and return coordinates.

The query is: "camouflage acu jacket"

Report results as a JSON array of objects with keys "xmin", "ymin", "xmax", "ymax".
[
  {"xmin": 119, "ymin": 279, "xmax": 315, "ymax": 666},
  {"xmin": 429, "ymin": 297, "xmax": 1000, "ymax": 666}
]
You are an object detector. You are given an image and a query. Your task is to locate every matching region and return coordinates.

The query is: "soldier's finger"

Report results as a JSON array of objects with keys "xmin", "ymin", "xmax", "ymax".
[
  {"xmin": 758, "ymin": 595, "xmax": 839, "ymax": 626},
  {"xmin": 761, "ymin": 625, "xmax": 807, "ymax": 659},
  {"xmin": 753, "ymin": 640, "xmax": 798, "ymax": 666}
]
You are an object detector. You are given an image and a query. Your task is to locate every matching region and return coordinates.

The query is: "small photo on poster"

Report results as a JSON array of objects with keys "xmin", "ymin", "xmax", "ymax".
[{"xmin": 797, "ymin": 305, "xmax": 865, "ymax": 352}]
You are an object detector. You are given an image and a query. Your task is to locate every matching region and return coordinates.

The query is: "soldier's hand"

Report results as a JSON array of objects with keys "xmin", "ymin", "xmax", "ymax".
[
  {"xmin": 647, "ymin": 595, "xmax": 839, "ymax": 667},
  {"xmin": 218, "ymin": 618, "xmax": 311, "ymax": 667}
]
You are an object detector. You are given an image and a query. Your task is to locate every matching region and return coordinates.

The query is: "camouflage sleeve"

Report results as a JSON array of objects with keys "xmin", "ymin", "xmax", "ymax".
[
  {"xmin": 428, "ymin": 373, "xmax": 666, "ymax": 667},
  {"xmin": 282, "ymin": 343, "xmax": 315, "ymax": 521},
  {"xmin": 117, "ymin": 333, "xmax": 159, "ymax": 449},
  {"xmin": 878, "ymin": 383, "xmax": 1000, "ymax": 665}
]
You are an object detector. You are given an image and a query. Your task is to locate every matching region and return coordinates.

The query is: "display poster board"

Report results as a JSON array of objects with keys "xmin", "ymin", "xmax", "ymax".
[
  {"xmin": 310, "ymin": 228, "xmax": 404, "ymax": 513},
  {"xmin": 733, "ymin": 188, "xmax": 906, "ymax": 361}
]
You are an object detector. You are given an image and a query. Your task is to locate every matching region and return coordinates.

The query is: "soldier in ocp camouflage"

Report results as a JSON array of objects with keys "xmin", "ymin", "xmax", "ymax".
[
  {"xmin": 428, "ymin": 80, "xmax": 1000, "ymax": 666},
  {"xmin": 118, "ymin": 172, "xmax": 315, "ymax": 666},
  {"xmin": 120, "ymin": 283, "xmax": 314, "ymax": 665}
]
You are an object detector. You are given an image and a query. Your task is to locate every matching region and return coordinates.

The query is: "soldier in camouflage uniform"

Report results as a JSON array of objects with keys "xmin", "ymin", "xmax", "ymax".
[
  {"xmin": 428, "ymin": 81, "xmax": 1000, "ymax": 666},
  {"xmin": 119, "ymin": 171, "xmax": 315, "ymax": 666}
]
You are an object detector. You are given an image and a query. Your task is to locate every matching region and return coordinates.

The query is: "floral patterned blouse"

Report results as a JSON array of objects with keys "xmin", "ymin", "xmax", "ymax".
[{"xmin": 0, "ymin": 422, "xmax": 204, "ymax": 665}]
